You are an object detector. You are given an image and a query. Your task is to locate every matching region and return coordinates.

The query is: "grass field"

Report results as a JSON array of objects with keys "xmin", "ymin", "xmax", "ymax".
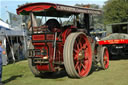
[{"xmin": 2, "ymin": 57, "xmax": 128, "ymax": 85}]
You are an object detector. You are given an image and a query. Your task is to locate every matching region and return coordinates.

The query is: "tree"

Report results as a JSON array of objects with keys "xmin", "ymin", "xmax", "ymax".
[
  {"xmin": 0, "ymin": 18, "xmax": 3, "ymax": 21},
  {"xmin": 103, "ymin": 0, "xmax": 128, "ymax": 24},
  {"xmin": 75, "ymin": 3, "xmax": 100, "ymax": 9},
  {"xmin": 18, "ymin": 2, "xmax": 31, "ymax": 7},
  {"xmin": 6, "ymin": 19, "xmax": 9, "ymax": 24},
  {"xmin": 75, "ymin": 4, "xmax": 104, "ymax": 29}
]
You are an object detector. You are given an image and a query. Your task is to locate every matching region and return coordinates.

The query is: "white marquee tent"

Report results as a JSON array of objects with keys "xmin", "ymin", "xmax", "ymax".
[{"xmin": 0, "ymin": 20, "xmax": 27, "ymax": 65}]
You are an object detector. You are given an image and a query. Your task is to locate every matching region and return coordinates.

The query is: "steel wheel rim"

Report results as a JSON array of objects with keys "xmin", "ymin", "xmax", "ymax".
[{"xmin": 73, "ymin": 34, "xmax": 92, "ymax": 77}]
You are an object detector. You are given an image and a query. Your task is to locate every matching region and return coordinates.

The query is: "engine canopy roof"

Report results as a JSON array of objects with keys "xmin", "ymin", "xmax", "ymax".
[{"xmin": 17, "ymin": 2, "xmax": 102, "ymax": 17}]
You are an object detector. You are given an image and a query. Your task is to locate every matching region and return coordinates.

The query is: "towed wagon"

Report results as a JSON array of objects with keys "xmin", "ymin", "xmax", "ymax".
[{"xmin": 99, "ymin": 22, "xmax": 128, "ymax": 57}]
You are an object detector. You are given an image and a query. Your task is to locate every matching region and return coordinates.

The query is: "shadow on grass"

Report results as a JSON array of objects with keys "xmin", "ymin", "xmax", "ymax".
[
  {"xmin": 39, "ymin": 70, "xmax": 68, "ymax": 79},
  {"xmin": 7, "ymin": 58, "xmax": 27, "ymax": 64},
  {"xmin": 88, "ymin": 62, "xmax": 105, "ymax": 76},
  {"xmin": 89, "ymin": 55, "xmax": 128, "ymax": 75},
  {"xmin": 38, "ymin": 66, "xmax": 104, "ymax": 79},
  {"xmin": 3, "ymin": 75, "xmax": 23, "ymax": 84}
]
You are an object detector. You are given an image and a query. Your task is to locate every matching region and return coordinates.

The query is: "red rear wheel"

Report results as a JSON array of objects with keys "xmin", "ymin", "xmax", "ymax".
[
  {"xmin": 28, "ymin": 58, "xmax": 41, "ymax": 77},
  {"xmin": 63, "ymin": 32, "xmax": 92, "ymax": 78}
]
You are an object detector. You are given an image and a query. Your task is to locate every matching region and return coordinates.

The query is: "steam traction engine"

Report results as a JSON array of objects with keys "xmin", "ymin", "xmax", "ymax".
[{"xmin": 17, "ymin": 2, "xmax": 109, "ymax": 78}]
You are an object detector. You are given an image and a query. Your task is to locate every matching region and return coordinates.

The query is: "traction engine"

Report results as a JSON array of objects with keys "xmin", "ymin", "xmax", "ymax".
[{"xmin": 17, "ymin": 2, "xmax": 109, "ymax": 78}]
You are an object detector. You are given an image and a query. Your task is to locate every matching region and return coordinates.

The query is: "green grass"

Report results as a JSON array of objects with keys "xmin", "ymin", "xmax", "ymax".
[{"xmin": 2, "ymin": 59, "xmax": 128, "ymax": 85}]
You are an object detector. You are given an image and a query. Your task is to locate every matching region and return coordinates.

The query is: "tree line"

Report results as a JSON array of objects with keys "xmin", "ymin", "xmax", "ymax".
[
  {"xmin": 1, "ymin": 0, "xmax": 128, "ymax": 27},
  {"xmin": 103, "ymin": 0, "xmax": 128, "ymax": 24},
  {"xmin": 76, "ymin": 0, "xmax": 128, "ymax": 26}
]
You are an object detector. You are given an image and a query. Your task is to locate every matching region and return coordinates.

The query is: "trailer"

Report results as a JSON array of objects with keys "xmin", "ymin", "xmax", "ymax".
[
  {"xmin": 17, "ymin": 2, "xmax": 109, "ymax": 78},
  {"xmin": 99, "ymin": 22, "xmax": 128, "ymax": 56}
]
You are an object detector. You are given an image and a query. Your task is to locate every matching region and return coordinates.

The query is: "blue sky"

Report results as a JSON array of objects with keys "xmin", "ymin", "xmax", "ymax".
[{"xmin": 0, "ymin": 0, "xmax": 108, "ymax": 22}]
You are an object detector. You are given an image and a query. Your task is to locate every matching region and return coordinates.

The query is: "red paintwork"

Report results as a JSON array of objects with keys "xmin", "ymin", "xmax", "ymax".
[
  {"xmin": 32, "ymin": 26, "xmax": 76, "ymax": 72},
  {"xmin": 32, "ymin": 33, "xmax": 55, "ymax": 71},
  {"xmin": 98, "ymin": 39, "xmax": 128, "ymax": 45},
  {"xmin": 36, "ymin": 65, "xmax": 49, "ymax": 71},
  {"xmin": 17, "ymin": 2, "xmax": 102, "ymax": 16},
  {"xmin": 34, "ymin": 43, "xmax": 55, "ymax": 71},
  {"xmin": 104, "ymin": 48, "xmax": 109, "ymax": 69},
  {"xmin": 32, "ymin": 35, "xmax": 45, "ymax": 40},
  {"xmin": 17, "ymin": 2, "xmax": 56, "ymax": 14},
  {"xmin": 61, "ymin": 26, "xmax": 76, "ymax": 42},
  {"xmin": 32, "ymin": 34, "xmax": 55, "ymax": 41},
  {"xmin": 33, "ymin": 43, "xmax": 45, "ymax": 46}
]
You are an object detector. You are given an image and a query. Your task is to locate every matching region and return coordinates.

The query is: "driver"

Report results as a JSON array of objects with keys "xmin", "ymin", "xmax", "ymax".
[{"xmin": 45, "ymin": 19, "xmax": 61, "ymax": 32}]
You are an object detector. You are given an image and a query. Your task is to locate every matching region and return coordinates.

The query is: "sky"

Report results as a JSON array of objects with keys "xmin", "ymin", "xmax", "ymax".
[{"xmin": 0, "ymin": 0, "xmax": 108, "ymax": 22}]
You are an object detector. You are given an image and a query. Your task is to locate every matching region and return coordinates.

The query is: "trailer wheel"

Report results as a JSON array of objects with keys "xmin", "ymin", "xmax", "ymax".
[
  {"xmin": 63, "ymin": 32, "xmax": 92, "ymax": 78},
  {"xmin": 100, "ymin": 46, "xmax": 109, "ymax": 69},
  {"xmin": 28, "ymin": 58, "xmax": 41, "ymax": 77}
]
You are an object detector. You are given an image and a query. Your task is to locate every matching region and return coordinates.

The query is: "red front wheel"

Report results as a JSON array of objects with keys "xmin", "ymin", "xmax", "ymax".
[
  {"xmin": 63, "ymin": 32, "xmax": 92, "ymax": 78},
  {"xmin": 100, "ymin": 46, "xmax": 109, "ymax": 69}
]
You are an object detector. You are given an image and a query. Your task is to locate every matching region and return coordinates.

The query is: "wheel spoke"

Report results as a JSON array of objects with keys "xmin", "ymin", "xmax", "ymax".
[
  {"xmin": 78, "ymin": 37, "xmax": 83, "ymax": 49},
  {"xmin": 77, "ymin": 65, "xmax": 81, "ymax": 74},
  {"xmin": 104, "ymin": 52, "xmax": 108, "ymax": 64},
  {"xmin": 75, "ymin": 61, "xmax": 79, "ymax": 69},
  {"xmin": 76, "ymin": 61, "xmax": 82, "ymax": 74},
  {"xmin": 104, "ymin": 58, "xmax": 106, "ymax": 61},
  {"xmin": 105, "ymin": 50, "xmax": 108, "ymax": 56},
  {"xmin": 81, "ymin": 62, "xmax": 86, "ymax": 70},
  {"xmin": 79, "ymin": 62, "xmax": 82, "ymax": 70},
  {"xmin": 84, "ymin": 59, "xmax": 89, "ymax": 66},
  {"xmin": 74, "ymin": 54, "xmax": 78, "ymax": 60},
  {"xmin": 77, "ymin": 42, "xmax": 80, "ymax": 50},
  {"xmin": 73, "ymin": 49, "xmax": 79, "ymax": 54},
  {"xmin": 85, "ymin": 48, "xmax": 89, "ymax": 57},
  {"xmin": 85, "ymin": 56, "xmax": 88, "ymax": 60},
  {"xmin": 79, "ymin": 41, "xmax": 82, "ymax": 49},
  {"xmin": 83, "ymin": 43, "xmax": 87, "ymax": 49},
  {"xmin": 104, "ymin": 61, "xmax": 106, "ymax": 65}
]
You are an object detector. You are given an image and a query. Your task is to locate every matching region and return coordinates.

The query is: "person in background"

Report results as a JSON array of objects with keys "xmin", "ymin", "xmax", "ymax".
[{"xmin": 0, "ymin": 40, "xmax": 6, "ymax": 85}]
